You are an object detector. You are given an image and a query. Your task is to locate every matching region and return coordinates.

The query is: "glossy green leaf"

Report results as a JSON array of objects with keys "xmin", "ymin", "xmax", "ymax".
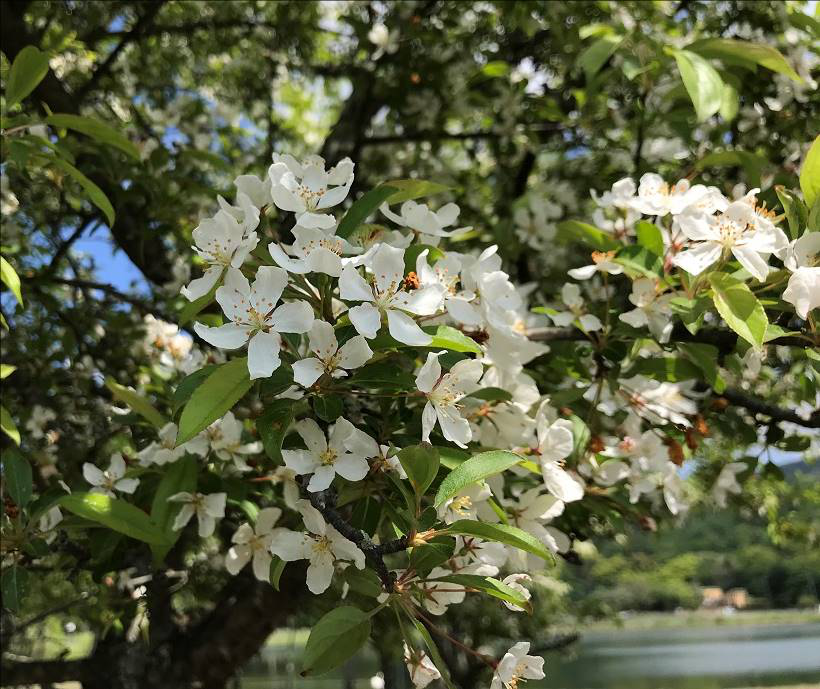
[
  {"xmin": 0, "ymin": 257, "xmax": 23, "ymax": 307},
  {"xmin": 257, "ymin": 399, "xmax": 294, "ymax": 463},
  {"xmin": 427, "ymin": 325, "xmax": 481, "ymax": 354},
  {"xmin": 669, "ymin": 295, "xmax": 712, "ymax": 335},
  {"xmin": 0, "ymin": 364, "xmax": 16, "ymax": 379},
  {"xmin": 270, "ymin": 556, "xmax": 286, "ymax": 590},
  {"xmin": 105, "ymin": 378, "xmax": 166, "ymax": 429},
  {"xmin": 635, "ymin": 221, "xmax": 664, "ymax": 256},
  {"xmin": 615, "ymin": 245, "xmax": 663, "ymax": 278},
  {"xmin": 301, "ymin": 605, "xmax": 372, "ymax": 676},
  {"xmin": 150, "ymin": 456, "xmax": 198, "ymax": 560},
  {"xmin": 445, "ymin": 520, "xmax": 553, "ymax": 562},
  {"xmin": 677, "ymin": 342, "xmax": 725, "ymax": 393},
  {"xmin": 557, "ymin": 220, "xmax": 620, "ymax": 251},
  {"xmin": 171, "ymin": 365, "xmax": 218, "ymax": 415},
  {"xmin": 673, "ymin": 49, "xmax": 723, "ymax": 122},
  {"xmin": 688, "ymin": 38, "xmax": 803, "ymax": 82},
  {"xmin": 58, "ymin": 492, "xmax": 168, "ymax": 545},
  {"xmin": 5, "ymin": 45, "xmax": 50, "ymax": 108},
  {"xmin": 625, "ymin": 357, "xmax": 701, "ymax": 383},
  {"xmin": 49, "ymin": 157, "xmax": 116, "ymax": 226},
  {"xmin": 313, "ymin": 394, "xmax": 343, "ymax": 422},
  {"xmin": 45, "ymin": 114, "xmax": 140, "ymax": 159},
  {"xmin": 435, "ymin": 451, "xmax": 523, "ymax": 508},
  {"xmin": 466, "ymin": 387, "xmax": 513, "ymax": 403},
  {"xmin": 398, "ymin": 444, "xmax": 440, "ymax": 496},
  {"xmin": 382, "ymin": 179, "xmax": 449, "ymax": 203},
  {"xmin": 800, "ymin": 135, "xmax": 820, "ymax": 209},
  {"xmin": 775, "ymin": 186, "xmax": 808, "ymax": 240},
  {"xmin": 336, "ymin": 184, "xmax": 398, "ymax": 238},
  {"xmin": 434, "ymin": 574, "xmax": 532, "ymax": 612},
  {"xmin": 3, "ymin": 448, "xmax": 32, "ymax": 506},
  {"xmin": 709, "ymin": 273, "xmax": 767, "ymax": 347},
  {"xmin": 177, "ymin": 358, "xmax": 252, "ymax": 445}
]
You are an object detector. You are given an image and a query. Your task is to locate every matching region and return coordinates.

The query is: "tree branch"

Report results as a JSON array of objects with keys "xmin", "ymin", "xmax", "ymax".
[{"xmin": 719, "ymin": 387, "xmax": 820, "ymax": 428}]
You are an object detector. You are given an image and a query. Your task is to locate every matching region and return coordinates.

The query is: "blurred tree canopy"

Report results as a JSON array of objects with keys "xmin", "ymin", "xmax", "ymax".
[{"xmin": 1, "ymin": 2, "xmax": 817, "ymax": 688}]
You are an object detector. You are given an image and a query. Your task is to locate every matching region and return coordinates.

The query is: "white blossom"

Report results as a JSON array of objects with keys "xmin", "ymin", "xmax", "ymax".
[
  {"xmin": 490, "ymin": 642, "xmax": 545, "ymax": 689},
  {"xmin": 292, "ymin": 319, "xmax": 373, "ymax": 387},
  {"xmin": 225, "ymin": 507, "xmax": 282, "ymax": 580},
  {"xmin": 138, "ymin": 422, "xmax": 208, "ymax": 466},
  {"xmin": 167, "ymin": 491, "xmax": 227, "ymax": 537},
  {"xmin": 207, "ymin": 411, "xmax": 263, "ymax": 471},
  {"xmin": 83, "ymin": 453, "xmax": 139, "ymax": 497},
  {"xmin": 403, "ymin": 645, "xmax": 440, "ymax": 688},
  {"xmin": 550, "ymin": 283, "xmax": 602, "ymax": 332}
]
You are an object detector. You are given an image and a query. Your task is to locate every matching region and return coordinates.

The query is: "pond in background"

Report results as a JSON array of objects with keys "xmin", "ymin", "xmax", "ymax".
[{"xmin": 542, "ymin": 622, "xmax": 820, "ymax": 689}]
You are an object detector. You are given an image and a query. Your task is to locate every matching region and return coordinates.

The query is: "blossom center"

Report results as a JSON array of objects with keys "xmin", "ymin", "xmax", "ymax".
[{"xmin": 319, "ymin": 448, "xmax": 338, "ymax": 466}]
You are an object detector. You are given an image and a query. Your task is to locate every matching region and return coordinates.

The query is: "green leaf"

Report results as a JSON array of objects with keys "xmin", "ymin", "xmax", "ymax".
[
  {"xmin": 687, "ymin": 38, "xmax": 803, "ymax": 82},
  {"xmin": 615, "ymin": 245, "xmax": 663, "ymax": 278},
  {"xmin": 435, "ymin": 451, "xmax": 523, "ymax": 508},
  {"xmin": 398, "ymin": 444, "xmax": 440, "ymax": 497},
  {"xmin": 669, "ymin": 295, "xmax": 712, "ymax": 335},
  {"xmin": 437, "ymin": 446, "xmax": 471, "ymax": 470},
  {"xmin": 677, "ymin": 342, "xmax": 726, "ymax": 393},
  {"xmin": 409, "ymin": 541, "xmax": 455, "ymax": 575},
  {"xmin": 709, "ymin": 273, "xmax": 767, "ymax": 347},
  {"xmin": 0, "ymin": 565, "xmax": 29, "ymax": 613},
  {"xmin": 0, "ymin": 364, "xmax": 16, "ymax": 379},
  {"xmin": 1, "ymin": 405, "xmax": 21, "ymax": 446},
  {"xmin": 270, "ymin": 556, "xmax": 286, "ymax": 590},
  {"xmin": 3, "ymin": 448, "xmax": 32, "ymax": 507},
  {"xmin": 105, "ymin": 378, "xmax": 166, "ymax": 429},
  {"xmin": 176, "ymin": 358, "xmax": 252, "ymax": 446},
  {"xmin": 434, "ymin": 574, "xmax": 532, "ymax": 612},
  {"xmin": 301, "ymin": 605, "xmax": 372, "ymax": 676},
  {"xmin": 150, "ymin": 456, "xmax": 198, "ymax": 560},
  {"xmin": 696, "ymin": 151, "xmax": 768, "ymax": 189},
  {"xmin": 673, "ymin": 49, "xmax": 724, "ymax": 122},
  {"xmin": 800, "ymin": 135, "xmax": 820, "ymax": 209},
  {"xmin": 382, "ymin": 179, "xmax": 449, "ymax": 203},
  {"xmin": 336, "ymin": 185, "xmax": 398, "ymax": 239},
  {"xmin": 719, "ymin": 81, "xmax": 739, "ymax": 122},
  {"xmin": 313, "ymin": 395, "xmax": 343, "ymax": 423},
  {"xmin": 171, "ymin": 366, "xmax": 218, "ymax": 415},
  {"xmin": 557, "ymin": 220, "xmax": 620, "ymax": 251},
  {"xmin": 635, "ymin": 221, "xmax": 664, "ymax": 256},
  {"xmin": 427, "ymin": 325, "xmax": 481, "ymax": 354},
  {"xmin": 45, "ymin": 114, "xmax": 140, "ymax": 159},
  {"xmin": 58, "ymin": 492, "xmax": 168, "ymax": 545},
  {"xmin": 49, "ymin": 157, "xmax": 116, "ymax": 226},
  {"xmin": 257, "ymin": 400, "xmax": 294, "ymax": 464},
  {"xmin": 5, "ymin": 45, "xmax": 50, "ymax": 108},
  {"xmin": 466, "ymin": 387, "xmax": 513, "ymax": 403},
  {"xmin": 445, "ymin": 520, "xmax": 553, "ymax": 562},
  {"xmin": 0, "ymin": 257, "xmax": 23, "ymax": 307},
  {"xmin": 403, "ymin": 243, "xmax": 446, "ymax": 274},
  {"xmin": 578, "ymin": 34, "xmax": 623, "ymax": 81},
  {"xmin": 342, "ymin": 568, "xmax": 383, "ymax": 598},
  {"xmin": 349, "ymin": 362, "xmax": 416, "ymax": 390},
  {"xmin": 775, "ymin": 186, "xmax": 808, "ymax": 240},
  {"xmin": 625, "ymin": 357, "xmax": 702, "ymax": 383}
]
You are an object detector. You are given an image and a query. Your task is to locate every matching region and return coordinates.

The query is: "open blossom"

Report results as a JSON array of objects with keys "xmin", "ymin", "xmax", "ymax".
[
  {"xmin": 490, "ymin": 642, "xmax": 545, "ymax": 689},
  {"xmin": 292, "ymin": 319, "xmax": 372, "ymax": 387},
  {"xmin": 514, "ymin": 194, "xmax": 562, "ymax": 249},
  {"xmin": 416, "ymin": 351, "xmax": 483, "ymax": 448},
  {"xmin": 618, "ymin": 278, "xmax": 675, "ymax": 343},
  {"xmin": 83, "ymin": 453, "xmax": 139, "ymax": 497},
  {"xmin": 181, "ymin": 201, "xmax": 259, "ymax": 301},
  {"xmin": 168, "ymin": 491, "xmax": 227, "ymax": 537},
  {"xmin": 712, "ymin": 462, "xmax": 746, "ymax": 507},
  {"xmin": 537, "ymin": 419, "xmax": 585, "ymax": 502},
  {"xmin": 225, "ymin": 507, "xmax": 282, "ymax": 581},
  {"xmin": 674, "ymin": 193, "xmax": 788, "ymax": 280},
  {"xmin": 781, "ymin": 231, "xmax": 819, "ymax": 318},
  {"xmin": 340, "ymin": 243, "xmax": 441, "ymax": 345},
  {"xmin": 418, "ymin": 566, "xmax": 466, "ymax": 614},
  {"xmin": 268, "ymin": 224, "xmax": 360, "ymax": 278},
  {"xmin": 592, "ymin": 177, "xmax": 640, "ymax": 238},
  {"xmin": 501, "ymin": 573, "xmax": 532, "ymax": 612},
  {"xmin": 283, "ymin": 417, "xmax": 377, "ymax": 491},
  {"xmin": 504, "ymin": 488, "xmax": 569, "ymax": 563},
  {"xmin": 381, "ymin": 200, "xmax": 469, "ymax": 245},
  {"xmin": 138, "ymin": 421, "xmax": 208, "ymax": 466},
  {"xmin": 568, "ymin": 250, "xmax": 623, "ymax": 280},
  {"xmin": 630, "ymin": 174, "xmax": 708, "ymax": 216},
  {"xmin": 403, "ymin": 645, "xmax": 440, "ymax": 689},
  {"xmin": 550, "ymin": 283, "xmax": 602, "ymax": 332},
  {"xmin": 269, "ymin": 499, "xmax": 365, "ymax": 594},
  {"xmin": 194, "ymin": 266, "xmax": 313, "ymax": 379},
  {"xmin": 437, "ymin": 483, "xmax": 495, "ymax": 524},
  {"xmin": 414, "ymin": 250, "xmax": 479, "ymax": 325},
  {"xmin": 269, "ymin": 154, "xmax": 354, "ymax": 229},
  {"xmin": 368, "ymin": 23, "xmax": 399, "ymax": 59},
  {"xmin": 207, "ymin": 411, "xmax": 263, "ymax": 472}
]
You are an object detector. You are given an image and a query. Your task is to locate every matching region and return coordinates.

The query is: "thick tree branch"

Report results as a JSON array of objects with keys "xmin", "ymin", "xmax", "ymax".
[{"xmin": 719, "ymin": 388, "xmax": 820, "ymax": 428}]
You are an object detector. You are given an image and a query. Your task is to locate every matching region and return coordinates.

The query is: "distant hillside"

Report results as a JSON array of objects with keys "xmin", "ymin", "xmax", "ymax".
[{"xmin": 780, "ymin": 459, "xmax": 820, "ymax": 480}]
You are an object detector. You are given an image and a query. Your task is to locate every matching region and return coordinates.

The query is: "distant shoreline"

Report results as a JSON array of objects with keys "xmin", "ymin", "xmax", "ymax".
[{"xmin": 580, "ymin": 608, "xmax": 820, "ymax": 632}]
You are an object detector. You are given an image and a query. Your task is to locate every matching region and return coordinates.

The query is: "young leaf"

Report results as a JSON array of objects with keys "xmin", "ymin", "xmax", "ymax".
[
  {"xmin": 313, "ymin": 395, "xmax": 343, "ymax": 422},
  {"xmin": 708, "ymin": 273, "xmax": 767, "ymax": 347},
  {"xmin": 687, "ymin": 38, "xmax": 803, "ymax": 82},
  {"xmin": 257, "ymin": 400, "xmax": 294, "ymax": 463},
  {"xmin": 615, "ymin": 245, "xmax": 663, "ymax": 278},
  {"xmin": 578, "ymin": 34, "xmax": 623, "ymax": 81},
  {"xmin": 673, "ymin": 49, "xmax": 724, "ymax": 122},
  {"xmin": 336, "ymin": 185, "xmax": 399, "ymax": 238},
  {"xmin": 270, "ymin": 557, "xmax": 286, "ymax": 591},
  {"xmin": 0, "ymin": 257, "xmax": 23, "ymax": 307},
  {"xmin": 444, "ymin": 520, "xmax": 554, "ymax": 563},
  {"xmin": 150, "ymin": 456, "xmax": 198, "ymax": 560},
  {"xmin": 0, "ymin": 566, "xmax": 29, "ymax": 613},
  {"xmin": 800, "ymin": 135, "xmax": 820, "ymax": 209},
  {"xmin": 434, "ymin": 451, "xmax": 523, "ymax": 508},
  {"xmin": 382, "ymin": 179, "xmax": 449, "ymax": 203},
  {"xmin": 45, "ymin": 114, "xmax": 141, "ymax": 159},
  {"xmin": 6, "ymin": 45, "xmax": 50, "ymax": 108},
  {"xmin": 635, "ymin": 221, "xmax": 665, "ymax": 256},
  {"xmin": 426, "ymin": 325, "xmax": 481, "ymax": 354},
  {"xmin": 669, "ymin": 295, "xmax": 712, "ymax": 335},
  {"xmin": 1, "ymin": 405, "xmax": 21, "ymax": 446},
  {"xmin": 59, "ymin": 492, "xmax": 168, "ymax": 545},
  {"xmin": 434, "ymin": 574, "xmax": 532, "ymax": 612},
  {"xmin": 774, "ymin": 186, "xmax": 808, "ymax": 240},
  {"xmin": 176, "ymin": 358, "xmax": 253, "ymax": 446},
  {"xmin": 105, "ymin": 378, "xmax": 166, "ymax": 429},
  {"xmin": 398, "ymin": 444, "xmax": 440, "ymax": 496},
  {"xmin": 3, "ymin": 448, "xmax": 32, "ymax": 507},
  {"xmin": 0, "ymin": 364, "xmax": 16, "ymax": 379},
  {"xmin": 677, "ymin": 342, "xmax": 726, "ymax": 393},
  {"xmin": 49, "ymin": 157, "xmax": 116, "ymax": 226},
  {"xmin": 301, "ymin": 606, "xmax": 372, "ymax": 676}
]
